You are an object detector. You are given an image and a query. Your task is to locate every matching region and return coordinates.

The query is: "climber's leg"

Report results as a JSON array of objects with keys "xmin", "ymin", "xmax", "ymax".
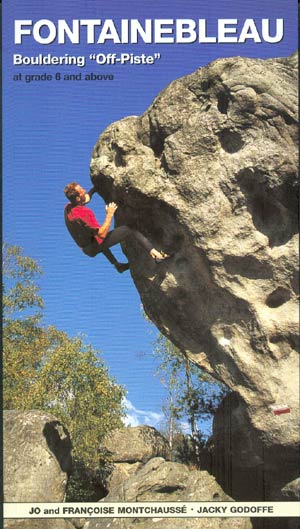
[
  {"xmin": 101, "ymin": 226, "xmax": 153, "ymax": 254},
  {"xmin": 82, "ymin": 238, "xmax": 129, "ymax": 273},
  {"xmin": 102, "ymin": 226, "xmax": 172, "ymax": 263},
  {"xmin": 101, "ymin": 247, "xmax": 130, "ymax": 274},
  {"xmin": 83, "ymin": 226, "xmax": 172, "ymax": 271}
]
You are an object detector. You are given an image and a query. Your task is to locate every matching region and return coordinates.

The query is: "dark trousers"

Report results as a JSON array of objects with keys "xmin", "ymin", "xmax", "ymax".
[{"xmin": 82, "ymin": 226, "xmax": 153, "ymax": 265}]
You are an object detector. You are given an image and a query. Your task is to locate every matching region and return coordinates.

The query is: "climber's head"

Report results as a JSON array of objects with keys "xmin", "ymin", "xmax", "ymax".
[{"xmin": 64, "ymin": 182, "xmax": 86, "ymax": 205}]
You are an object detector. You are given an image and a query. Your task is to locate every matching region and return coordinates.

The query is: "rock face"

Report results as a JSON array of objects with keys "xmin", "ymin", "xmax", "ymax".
[
  {"xmin": 212, "ymin": 392, "xmax": 300, "ymax": 502},
  {"xmin": 84, "ymin": 457, "xmax": 252, "ymax": 529},
  {"xmin": 4, "ymin": 410, "xmax": 73, "ymax": 529},
  {"xmin": 90, "ymin": 53, "xmax": 299, "ymax": 500}
]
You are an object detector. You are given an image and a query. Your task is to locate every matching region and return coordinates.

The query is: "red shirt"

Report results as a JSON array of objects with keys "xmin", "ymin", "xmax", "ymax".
[{"xmin": 64, "ymin": 203, "xmax": 104, "ymax": 248}]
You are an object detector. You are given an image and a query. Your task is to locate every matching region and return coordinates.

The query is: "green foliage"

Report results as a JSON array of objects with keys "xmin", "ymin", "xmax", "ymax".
[
  {"xmin": 3, "ymin": 242, "xmax": 44, "ymax": 318},
  {"xmin": 65, "ymin": 458, "xmax": 113, "ymax": 502},
  {"xmin": 172, "ymin": 430, "xmax": 212, "ymax": 466},
  {"xmin": 3, "ymin": 243, "xmax": 125, "ymax": 499},
  {"xmin": 3, "ymin": 243, "xmax": 47, "ymax": 410},
  {"xmin": 154, "ymin": 333, "xmax": 227, "ymax": 423},
  {"xmin": 17, "ymin": 327, "xmax": 125, "ymax": 467}
]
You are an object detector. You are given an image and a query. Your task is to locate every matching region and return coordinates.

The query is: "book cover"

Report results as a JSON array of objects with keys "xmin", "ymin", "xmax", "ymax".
[{"xmin": 3, "ymin": 1, "xmax": 299, "ymax": 529}]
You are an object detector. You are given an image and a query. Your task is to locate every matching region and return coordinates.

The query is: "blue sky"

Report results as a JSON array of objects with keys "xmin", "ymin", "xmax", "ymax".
[{"xmin": 3, "ymin": 0, "xmax": 298, "ymax": 431}]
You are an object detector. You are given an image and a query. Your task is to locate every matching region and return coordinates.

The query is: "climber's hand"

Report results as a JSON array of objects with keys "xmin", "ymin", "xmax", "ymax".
[{"xmin": 106, "ymin": 202, "xmax": 118, "ymax": 216}]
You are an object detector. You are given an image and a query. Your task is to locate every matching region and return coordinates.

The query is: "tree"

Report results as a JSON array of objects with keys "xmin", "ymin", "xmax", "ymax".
[
  {"xmin": 148, "ymin": 328, "xmax": 228, "ymax": 464},
  {"xmin": 3, "ymin": 242, "xmax": 44, "ymax": 318},
  {"xmin": 3, "ymin": 243, "xmax": 125, "ymax": 499},
  {"xmin": 151, "ymin": 333, "xmax": 185, "ymax": 455},
  {"xmin": 3, "ymin": 243, "xmax": 46, "ymax": 409}
]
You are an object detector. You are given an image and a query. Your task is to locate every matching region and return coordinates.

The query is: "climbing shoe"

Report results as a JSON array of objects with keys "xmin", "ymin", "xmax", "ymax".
[{"xmin": 154, "ymin": 252, "xmax": 174, "ymax": 264}]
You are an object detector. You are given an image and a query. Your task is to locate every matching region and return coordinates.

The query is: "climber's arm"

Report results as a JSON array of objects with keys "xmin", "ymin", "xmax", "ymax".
[
  {"xmin": 84, "ymin": 187, "xmax": 97, "ymax": 204},
  {"xmin": 97, "ymin": 203, "xmax": 118, "ymax": 239}
]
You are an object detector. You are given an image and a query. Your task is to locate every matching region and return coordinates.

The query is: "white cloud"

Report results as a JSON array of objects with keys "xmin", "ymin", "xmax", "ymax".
[
  {"xmin": 122, "ymin": 397, "xmax": 164, "ymax": 428},
  {"xmin": 179, "ymin": 420, "xmax": 191, "ymax": 434}
]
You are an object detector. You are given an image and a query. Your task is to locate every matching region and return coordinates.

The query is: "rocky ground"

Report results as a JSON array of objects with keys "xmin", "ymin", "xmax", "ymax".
[{"xmin": 85, "ymin": 426, "xmax": 252, "ymax": 529}]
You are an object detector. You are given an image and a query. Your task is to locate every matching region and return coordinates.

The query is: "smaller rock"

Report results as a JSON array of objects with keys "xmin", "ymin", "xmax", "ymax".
[
  {"xmin": 4, "ymin": 410, "xmax": 73, "ymax": 529},
  {"xmin": 107, "ymin": 461, "xmax": 142, "ymax": 491},
  {"xmin": 4, "ymin": 410, "xmax": 72, "ymax": 503},
  {"xmin": 100, "ymin": 426, "xmax": 170, "ymax": 463},
  {"xmin": 278, "ymin": 478, "xmax": 300, "ymax": 501}
]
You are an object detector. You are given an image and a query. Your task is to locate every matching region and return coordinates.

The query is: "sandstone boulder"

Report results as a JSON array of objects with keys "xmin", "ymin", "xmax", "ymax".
[
  {"xmin": 101, "ymin": 425, "xmax": 170, "ymax": 462},
  {"xmin": 90, "ymin": 53, "xmax": 299, "ymax": 499},
  {"xmin": 101, "ymin": 426, "xmax": 170, "ymax": 493},
  {"xmin": 4, "ymin": 410, "xmax": 72, "ymax": 502},
  {"xmin": 4, "ymin": 410, "xmax": 73, "ymax": 529},
  {"xmin": 84, "ymin": 457, "xmax": 252, "ymax": 529}
]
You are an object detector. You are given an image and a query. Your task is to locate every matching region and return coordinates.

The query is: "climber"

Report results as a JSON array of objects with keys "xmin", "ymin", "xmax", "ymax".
[{"xmin": 64, "ymin": 182, "xmax": 171, "ymax": 273}]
